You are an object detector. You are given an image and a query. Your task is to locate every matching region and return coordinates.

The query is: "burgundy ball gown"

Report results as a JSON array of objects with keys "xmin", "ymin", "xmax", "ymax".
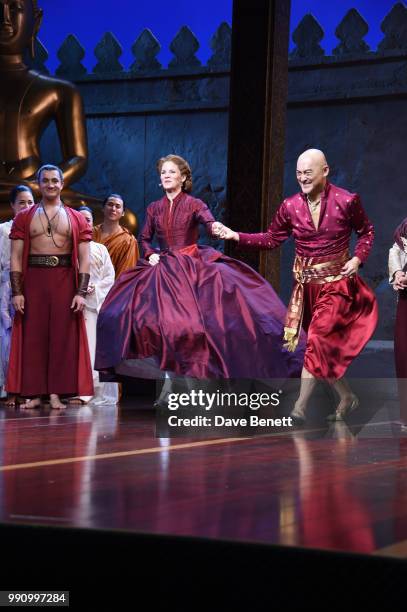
[{"xmin": 95, "ymin": 192, "xmax": 305, "ymax": 379}]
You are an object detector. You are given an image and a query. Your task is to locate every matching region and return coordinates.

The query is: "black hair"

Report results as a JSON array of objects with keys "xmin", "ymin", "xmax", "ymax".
[
  {"xmin": 36, "ymin": 164, "xmax": 64, "ymax": 183},
  {"xmin": 9, "ymin": 185, "xmax": 34, "ymax": 203},
  {"xmin": 102, "ymin": 193, "xmax": 126, "ymax": 210},
  {"xmin": 77, "ymin": 206, "xmax": 93, "ymax": 215}
]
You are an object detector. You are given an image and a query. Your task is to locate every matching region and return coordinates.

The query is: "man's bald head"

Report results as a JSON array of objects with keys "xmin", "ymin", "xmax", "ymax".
[
  {"xmin": 296, "ymin": 148, "xmax": 330, "ymax": 200},
  {"xmin": 297, "ymin": 149, "xmax": 328, "ymax": 167}
]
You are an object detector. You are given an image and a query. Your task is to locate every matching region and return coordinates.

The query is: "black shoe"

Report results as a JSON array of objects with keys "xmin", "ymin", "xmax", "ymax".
[
  {"xmin": 289, "ymin": 409, "xmax": 306, "ymax": 426},
  {"xmin": 327, "ymin": 396, "xmax": 359, "ymax": 422}
]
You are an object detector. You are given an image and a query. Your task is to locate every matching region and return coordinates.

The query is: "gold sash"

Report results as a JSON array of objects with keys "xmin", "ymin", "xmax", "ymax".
[{"xmin": 283, "ymin": 250, "xmax": 349, "ymax": 352}]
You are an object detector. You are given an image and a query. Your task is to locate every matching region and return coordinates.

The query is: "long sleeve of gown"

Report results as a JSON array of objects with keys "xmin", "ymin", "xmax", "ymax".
[
  {"xmin": 140, "ymin": 206, "xmax": 159, "ymax": 259},
  {"xmin": 237, "ymin": 202, "xmax": 292, "ymax": 251},
  {"xmin": 194, "ymin": 199, "xmax": 217, "ymax": 238}
]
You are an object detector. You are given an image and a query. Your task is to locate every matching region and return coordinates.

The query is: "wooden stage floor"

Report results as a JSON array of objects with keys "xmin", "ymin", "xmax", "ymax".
[{"xmin": 0, "ymin": 392, "xmax": 407, "ymax": 561}]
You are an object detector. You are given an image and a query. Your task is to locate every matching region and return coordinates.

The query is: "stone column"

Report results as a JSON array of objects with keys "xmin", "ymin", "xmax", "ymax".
[{"xmin": 226, "ymin": 0, "xmax": 291, "ymax": 290}]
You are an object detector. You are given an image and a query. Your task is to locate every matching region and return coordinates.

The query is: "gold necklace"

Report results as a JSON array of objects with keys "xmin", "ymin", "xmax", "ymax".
[
  {"xmin": 307, "ymin": 197, "xmax": 321, "ymax": 212},
  {"xmin": 38, "ymin": 203, "xmax": 70, "ymax": 249},
  {"xmin": 39, "ymin": 203, "xmax": 61, "ymax": 237}
]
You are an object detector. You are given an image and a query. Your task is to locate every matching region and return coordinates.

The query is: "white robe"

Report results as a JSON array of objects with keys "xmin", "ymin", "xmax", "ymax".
[
  {"xmin": 81, "ymin": 241, "xmax": 117, "ymax": 405},
  {"xmin": 0, "ymin": 220, "xmax": 13, "ymax": 396}
]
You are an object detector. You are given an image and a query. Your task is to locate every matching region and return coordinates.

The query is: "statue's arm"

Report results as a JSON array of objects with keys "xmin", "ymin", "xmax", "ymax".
[{"xmin": 54, "ymin": 82, "xmax": 88, "ymax": 186}]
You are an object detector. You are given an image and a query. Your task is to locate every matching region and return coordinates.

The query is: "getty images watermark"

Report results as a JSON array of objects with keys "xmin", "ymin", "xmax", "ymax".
[{"xmin": 155, "ymin": 387, "xmax": 294, "ymax": 437}]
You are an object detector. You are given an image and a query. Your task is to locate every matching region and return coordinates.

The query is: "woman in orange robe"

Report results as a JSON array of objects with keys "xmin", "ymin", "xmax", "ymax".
[{"xmin": 93, "ymin": 194, "xmax": 139, "ymax": 278}]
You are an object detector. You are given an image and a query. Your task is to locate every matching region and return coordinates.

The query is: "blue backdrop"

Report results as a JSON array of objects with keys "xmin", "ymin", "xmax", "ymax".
[{"xmin": 38, "ymin": 0, "xmax": 400, "ymax": 71}]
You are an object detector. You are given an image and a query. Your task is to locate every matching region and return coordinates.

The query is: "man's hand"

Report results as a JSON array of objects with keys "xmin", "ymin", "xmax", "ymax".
[
  {"xmin": 12, "ymin": 295, "xmax": 24, "ymax": 314},
  {"xmin": 149, "ymin": 254, "xmax": 160, "ymax": 266},
  {"xmin": 71, "ymin": 295, "xmax": 86, "ymax": 312},
  {"xmin": 394, "ymin": 270, "xmax": 407, "ymax": 291},
  {"xmin": 341, "ymin": 256, "xmax": 361, "ymax": 277},
  {"xmin": 219, "ymin": 225, "xmax": 239, "ymax": 241},
  {"xmin": 212, "ymin": 222, "xmax": 225, "ymax": 236}
]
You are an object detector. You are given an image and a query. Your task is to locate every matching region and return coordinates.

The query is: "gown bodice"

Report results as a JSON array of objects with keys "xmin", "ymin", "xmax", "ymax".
[{"xmin": 140, "ymin": 192, "xmax": 215, "ymax": 257}]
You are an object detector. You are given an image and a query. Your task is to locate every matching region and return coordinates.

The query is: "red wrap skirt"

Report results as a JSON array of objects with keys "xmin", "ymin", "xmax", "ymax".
[{"xmin": 302, "ymin": 275, "xmax": 378, "ymax": 379}]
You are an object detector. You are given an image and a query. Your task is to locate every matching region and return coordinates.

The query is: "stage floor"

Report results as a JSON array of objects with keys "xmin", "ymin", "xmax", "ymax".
[{"xmin": 0, "ymin": 389, "xmax": 407, "ymax": 561}]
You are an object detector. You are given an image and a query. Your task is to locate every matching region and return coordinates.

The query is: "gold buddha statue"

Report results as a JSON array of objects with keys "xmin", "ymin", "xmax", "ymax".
[{"xmin": 0, "ymin": 0, "xmax": 137, "ymax": 232}]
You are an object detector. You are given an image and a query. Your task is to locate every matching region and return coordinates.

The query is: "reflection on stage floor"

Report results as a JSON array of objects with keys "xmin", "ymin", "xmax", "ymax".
[{"xmin": 0, "ymin": 386, "xmax": 406, "ymax": 560}]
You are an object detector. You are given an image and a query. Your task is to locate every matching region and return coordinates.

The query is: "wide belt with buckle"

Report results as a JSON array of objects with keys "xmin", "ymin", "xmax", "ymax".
[{"xmin": 28, "ymin": 254, "xmax": 72, "ymax": 267}]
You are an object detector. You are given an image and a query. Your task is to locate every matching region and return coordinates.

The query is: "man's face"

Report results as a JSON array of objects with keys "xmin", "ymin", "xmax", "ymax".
[
  {"xmin": 103, "ymin": 197, "xmax": 124, "ymax": 222},
  {"xmin": 296, "ymin": 156, "xmax": 328, "ymax": 197},
  {"xmin": 0, "ymin": 0, "xmax": 36, "ymax": 54},
  {"xmin": 39, "ymin": 170, "xmax": 64, "ymax": 200},
  {"xmin": 79, "ymin": 209, "xmax": 93, "ymax": 227},
  {"xmin": 11, "ymin": 189, "xmax": 33, "ymax": 216}
]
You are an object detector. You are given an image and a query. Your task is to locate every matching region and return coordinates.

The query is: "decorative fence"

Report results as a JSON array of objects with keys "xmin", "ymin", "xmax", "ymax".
[{"xmin": 30, "ymin": 4, "xmax": 407, "ymax": 79}]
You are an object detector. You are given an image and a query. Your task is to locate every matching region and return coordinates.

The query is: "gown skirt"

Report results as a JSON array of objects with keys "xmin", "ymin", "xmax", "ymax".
[{"xmin": 95, "ymin": 244, "xmax": 305, "ymax": 380}]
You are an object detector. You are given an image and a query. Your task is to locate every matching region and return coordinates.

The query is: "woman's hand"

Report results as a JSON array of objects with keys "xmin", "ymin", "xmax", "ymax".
[
  {"xmin": 149, "ymin": 254, "xmax": 160, "ymax": 266},
  {"xmin": 212, "ymin": 222, "xmax": 224, "ymax": 236},
  {"xmin": 212, "ymin": 222, "xmax": 239, "ymax": 241}
]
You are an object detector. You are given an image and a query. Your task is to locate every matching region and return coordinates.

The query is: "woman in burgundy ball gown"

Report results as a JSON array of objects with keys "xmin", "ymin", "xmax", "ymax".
[{"xmin": 95, "ymin": 155, "xmax": 304, "ymax": 380}]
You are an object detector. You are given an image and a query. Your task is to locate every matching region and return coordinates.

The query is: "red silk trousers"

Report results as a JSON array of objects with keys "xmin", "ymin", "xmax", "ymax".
[
  {"xmin": 20, "ymin": 266, "xmax": 80, "ymax": 397},
  {"xmin": 302, "ymin": 276, "xmax": 378, "ymax": 380}
]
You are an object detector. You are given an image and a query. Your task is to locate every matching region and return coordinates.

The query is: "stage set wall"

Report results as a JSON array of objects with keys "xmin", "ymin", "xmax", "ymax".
[{"xmin": 35, "ymin": 6, "xmax": 407, "ymax": 340}]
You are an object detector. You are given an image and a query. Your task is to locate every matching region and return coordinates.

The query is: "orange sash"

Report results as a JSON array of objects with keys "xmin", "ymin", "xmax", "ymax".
[{"xmin": 283, "ymin": 250, "xmax": 349, "ymax": 351}]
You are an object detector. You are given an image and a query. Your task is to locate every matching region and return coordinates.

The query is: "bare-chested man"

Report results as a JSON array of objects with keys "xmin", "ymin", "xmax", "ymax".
[{"xmin": 6, "ymin": 164, "xmax": 94, "ymax": 409}]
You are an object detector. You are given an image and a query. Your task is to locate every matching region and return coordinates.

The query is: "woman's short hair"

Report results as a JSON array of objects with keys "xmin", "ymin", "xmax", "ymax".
[
  {"xmin": 77, "ymin": 205, "xmax": 93, "ymax": 216},
  {"xmin": 157, "ymin": 155, "xmax": 193, "ymax": 193}
]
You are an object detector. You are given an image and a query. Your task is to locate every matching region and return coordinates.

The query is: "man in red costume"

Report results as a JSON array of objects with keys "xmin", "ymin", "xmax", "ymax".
[
  {"xmin": 219, "ymin": 149, "xmax": 378, "ymax": 422},
  {"xmin": 6, "ymin": 164, "xmax": 93, "ymax": 409}
]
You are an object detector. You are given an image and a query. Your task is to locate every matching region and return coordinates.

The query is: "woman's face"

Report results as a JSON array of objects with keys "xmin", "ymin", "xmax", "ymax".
[
  {"xmin": 11, "ymin": 190, "xmax": 34, "ymax": 216},
  {"xmin": 104, "ymin": 197, "xmax": 124, "ymax": 222},
  {"xmin": 79, "ymin": 209, "xmax": 93, "ymax": 227},
  {"xmin": 160, "ymin": 161, "xmax": 185, "ymax": 192}
]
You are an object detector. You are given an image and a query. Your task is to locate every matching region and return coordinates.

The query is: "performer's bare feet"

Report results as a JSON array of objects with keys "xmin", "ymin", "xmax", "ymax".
[
  {"xmin": 5, "ymin": 395, "xmax": 18, "ymax": 407},
  {"xmin": 49, "ymin": 394, "xmax": 65, "ymax": 410},
  {"xmin": 23, "ymin": 397, "xmax": 42, "ymax": 409},
  {"xmin": 67, "ymin": 398, "xmax": 87, "ymax": 405}
]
